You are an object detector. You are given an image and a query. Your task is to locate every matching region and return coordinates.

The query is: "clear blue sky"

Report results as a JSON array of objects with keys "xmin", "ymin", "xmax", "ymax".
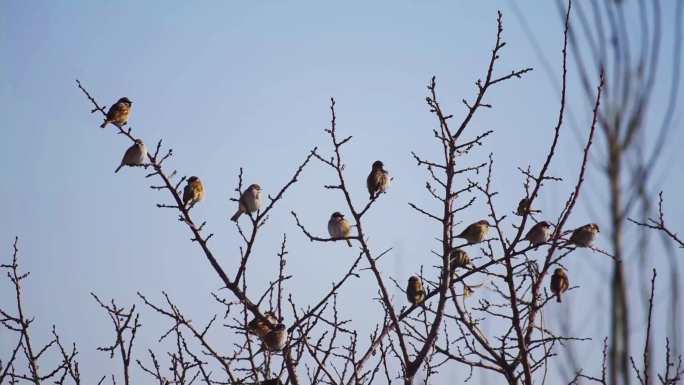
[{"xmin": 1, "ymin": 1, "xmax": 682, "ymax": 383}]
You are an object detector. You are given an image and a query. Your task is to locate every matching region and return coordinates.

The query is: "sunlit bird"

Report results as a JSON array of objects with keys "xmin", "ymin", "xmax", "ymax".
[
  {"xmin": 569, "ymin": 223, "xmax": 599, "ymax": 247},
  {"xmin": 328, "ymin": 212, "xmax": 352, "ymax": 247},
  {"xmin": 406, "ymin": 276, "xmax": 426, "ymax": 305},
  {"xmin": 230, "ymin": 184, "xmax": 262, "ymax": 222},
  {"xmin": 456, "ymin": 220, "xmax": 491, "ymax": 244},
  {"xmin": 100, "ymin": 97, "xmax": 132, "ymax": 128},
  {"xmin": 183, "ymin": 176, "xmax": 204, "ymax": 207},
  {"xmin": 550, "ymin": 268, "xmax": 569, "ymax": 303}
]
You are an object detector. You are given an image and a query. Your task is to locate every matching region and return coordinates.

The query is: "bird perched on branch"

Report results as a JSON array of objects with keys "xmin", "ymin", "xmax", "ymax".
[
  {"xmin": 448, "ymin": 248, "xmax": 470, "ymax": 271},
  {"xmin": 517, "ymin": 198, "xmax": 531, "ymax": 216},
  {"xmin": 100, "ymin": 97, "xmax": 132, "ymax": 128},
  {"xmin": 247, "ymin": 312, "xmax": 278, "ymax": 339},
  {"xmin": 328, "ymin": 212, "xmax": 352, "ymax": 247},
  {"xmin": 550, "ymin": 268, "xmax": 569, "ymax": 303},
  {"xmin": 456, "ymin": 220, "xmax": 491, "ymax": 244},
  {"xmin": 406, "ymin": 276, "xmax": 426, "ymax": 305},
  {"xmin": 262, "ymin": 324, "xmax": 288, "ymax": 352},
  {"xmin": 115, "ymin": 139, "xmax": 146, "ymax": 173},
  {"xmin": 230, "ymin": 184, "xmax": 262, "ymax": 222},
  {"xmin": 569, "ymin": 223, "xmax": 599, "ymax": 247},
  {"xmin": 367, "ymin": 160, "xmax": 390, "ymax": 199},
  {"xmin": 525, "ymin": 221, "xmax": 552, "ymax": 246},
  {"xmin": 183, "ymin": 176, "xmax": 204, "ymax": 207}
]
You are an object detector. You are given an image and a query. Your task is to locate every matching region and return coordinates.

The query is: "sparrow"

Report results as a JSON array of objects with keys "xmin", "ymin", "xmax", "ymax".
[
  {"xmin": 550, "ymin": 268, "xmax": 569, "ymax": 303},
  {"xmin": 524, "ymin": 221, "xmax": 552, "ymax": 246},
  {"xmin": 366, "ymin": 160, "xmax": 390, "ymax": 199},
  {"xmin": 230, "ymin": 184, "xmax": 262, "ymax": 222},
  {"xmin": 456, "ymin": 220, "xmax": 491, "ymax": 244},
  {"xmin": 406, "ymin": 276, "xmax": 425, "ymax": 305},
  {"xmin": 448, "ymin": 248, "xmax": 470, "ymax": 271},
  {"xmin": 247, "ymin": 312, "xmax": 278, "ymax": 339},
  {"xmin": 183, "ymin": 176, "xmax": 204, "ymax": 207},
  {"xmin": 115, "ymin": 139, "xmax": 146, "ymax": 173},
  {"xmin": 328, "ymin": 212, "xmax": 352, "ymax": 247},
  {"xmin": 517, "ymin": 198, "xmax": 531, "ymax": 216},
  {"xmin": 569, "ymin": 223, "xmax": 599, "ymax": 247},
  {"xmin": 262, "ymin": 324, "xmax": 288, "ymax": 352},
  {"xmin": 100, "ymin": 97, "xmax": 132, "ymax": 128}
]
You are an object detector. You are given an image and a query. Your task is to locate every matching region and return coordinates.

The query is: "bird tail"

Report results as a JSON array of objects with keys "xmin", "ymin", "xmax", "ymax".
[
  {"xmin": 556, "ymin": 294, "xmax": 562, "ymax": 303},
  {"xmin": 100, "ymin": 120, "xmax": 108, "ymax": 128},
  {"xmin": 346, "ymin": 239, "xmax": 352, "ymax": 247},
  {"xmin": 115, "ymin": 163, "xmax": 123, "ymax": 173},
  {"xmin": 230, "ymin": 210, "xmax": 242, "ymax": 222}
]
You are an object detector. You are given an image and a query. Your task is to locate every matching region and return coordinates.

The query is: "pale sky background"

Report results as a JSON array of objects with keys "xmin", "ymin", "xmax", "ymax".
[{"xmin": 1, "ymin": 1, "xmax": 683, "ymax": 384}]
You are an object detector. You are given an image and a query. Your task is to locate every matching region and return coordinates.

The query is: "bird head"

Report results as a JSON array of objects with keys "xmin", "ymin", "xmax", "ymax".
[
  {"xmin": 118, "ymin": 97, "xmax": 132, "ymax": 105},
  {"xmin": 477, "ymin": 220, "xmax": 492, "ymax": 227},
  {"xmin": 134, "ymin": 139, "xmax": 144, "ymax": 145},
  {"xmin": 331, "ymin": 212, "xmax": 344, "ymax": 219},
  {"xmin": 590, "ymin": 223, "xmax": 600, "ymax": 232},
  {"xmin": 187, "ymin": 176, "xmax": 199, "ymax": 183},
  {"xmin": 553, "ymin": 267, "xmax": 566, "ymax": 276},
  {"xmin": 273, "ymin": 324, "xmax": 286, "ymax": 332},
  {"xmin": 372, "ymin": 160, "xmax": 384, "ymax": 170},
  {"xmin": 538, "ymin": 221, "xmax": 552, "ymax": 228},
  {"xmin": 249, "ymin": 184, "xmax": 261, "ymax": 191},
  {"xmin": 408, "ymin": 275, "xmax": 421, "ymax": 284}
]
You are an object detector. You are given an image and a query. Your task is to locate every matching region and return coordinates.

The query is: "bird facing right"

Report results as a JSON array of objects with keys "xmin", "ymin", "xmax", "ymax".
[
  {"xmin": 525, "ymin": 221, "xmax": 552, "ymax": 246},
  {"xmin": 183, "ymin": 176, "xmax": 204, "ymax": 208},
  {"xmin": 101, "ymin": 97, "xmax": 132, "ymax": 128},
  {"xmin": 456, "ymin": 220, "xmax": 491, "ymax": 244},
  {"xmin": 550, "ymin": 268, "xmax": 570, "ymax": 303},
  {"xmin": 569, "ymin": 223, "xmax": 599, "ymax": 247},
  {"xmin": 406, "ymin": 276, "xmax": 425, "ymax": 305},
  {"xmin": 115, "ymin": 139, "xmax": 146, "ymax": 173},
  {"xmin": 328, "ymin": 212, "xmax": 352, "ymax": 247},
  {"xmin": 366, "ymin": 160, "xmax": 390, "ymax": 199},
  {"xmin": 230, "ymin": 184, "xmax": 262, "ymax": 222}
]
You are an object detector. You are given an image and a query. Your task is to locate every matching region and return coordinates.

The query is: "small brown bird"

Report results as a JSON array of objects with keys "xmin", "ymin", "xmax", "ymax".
[
  {"xmin": 406, "ymin": 276, "xmax": 426, "ymax": 305},
  {"xmin": 183, "ymin": 176, "xmax": 204, "ymax": 207},
  {"xmin": 569, "ymin": 223, "xmax": 599, "ymax": 247},
  {"xmin": 328, "ymin": 212, "xmax": 352, "ymax": 247},
  {"xmin": 448, "ymin": 248, "xmax": 470, "ymax": 270},
  {"xmin": 525, "ymin": 221, "xmax": 552, "ymax": 246},
  {"xmin": 100, "ymin": 97, "xmax": 132, "ymax": 128},
  {"xmin": 230, "ymin": 184, "xmax": 262, "ymax": 222},
  {"xmin": 247, "ymin": 312, "xmax": 278, "ymax": 339},
  {"xmin": 517, "ymin": 198, "xmax": 531, "ymax": 216},
  {"xmin": 115, "ymin": 139, "xmax": 146, "ymax": 173},
  {"xmin": 456, "ymin": 220, "xmax": 491, "ymax": 244},
  {"xmin": 367, "ymin": 160, "xmax": 390, "ymax": 199},
  {"xmin": 550, "ymin": 268, "xmax": 569, "ymax": 303},
  {"xmin": 262, "ymin": 324, "xmax": 288, "ymax": 352}
]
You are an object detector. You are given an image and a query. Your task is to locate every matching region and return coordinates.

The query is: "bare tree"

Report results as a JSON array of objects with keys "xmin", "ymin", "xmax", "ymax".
[{"xmin": 2, "ymin": 2, "xmax": 682, "ymax": 385}]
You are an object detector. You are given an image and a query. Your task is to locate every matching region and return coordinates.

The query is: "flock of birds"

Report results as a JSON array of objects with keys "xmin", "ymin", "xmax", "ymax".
[{"xmin": 101, "ymin": 96, "xmax": 600, "ymax": 352}]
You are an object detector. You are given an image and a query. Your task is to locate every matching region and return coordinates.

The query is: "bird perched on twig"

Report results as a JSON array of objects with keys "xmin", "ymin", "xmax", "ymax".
[
  {"xmin": 406, "ymin": 276, "xmax": 426, "ymax": 305},
  {"xmin": 367, "ymin": 160, "xmax": 390, "ymax": 199},
  {"xmin": 183, "ymin": 176, "xmax": 204, "ymax": 208},
  {"xmin": 448, "ymin": 248, "xmax": 470, "ymax": 271},
  {"xmin": 247, "ymin": 312, "xmax": 278, "ymax": 339},
  {"xmin": 100, "ymin": 97, "xmax": 132, "ymax": 128},
  {"xmin": 328, "ymin": 212, "xmax": 352, "ymax": 247},
  {"xmin": 456, "ymin": 220, "xmax": 491, "ymax": 244},
  {"xmin": 569, "ymin": 223, "xmax": 599, "ymax": 247},
  {"xmin": 115, "ymin": 139, "xmax": 146, "ymax": 173},
  {"xmin": 525, "ymin": 221, "xmax": 552, "ymax": 247},
  {"xmin": 550, "ymin": 268, "xmax": 569, "ymax": 303},
  {"xmin": 230, "ymin": 184, "xmax": 262, "ymax": 222},
  {"xmin": 517, "ymin": 198, "xmax": 531, "ymax": 216},
  {"xmin": 262, "ymin": 324, "xmax": 288, "ymax": 352}
]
